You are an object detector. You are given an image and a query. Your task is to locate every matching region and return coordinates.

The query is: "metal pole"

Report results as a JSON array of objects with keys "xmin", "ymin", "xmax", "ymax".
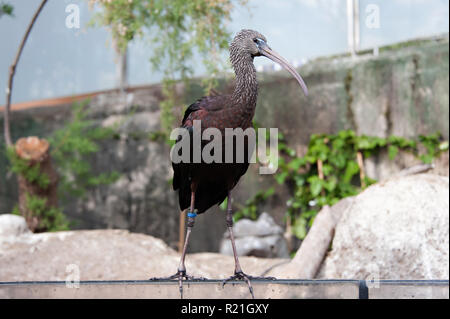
[
  {"xmin": 347, "ymin": 0, "xmax": 360, "ymax": 57},
  {"xmin": 354, "ymin": 0, "xmax": 360, "ymax": 53}
]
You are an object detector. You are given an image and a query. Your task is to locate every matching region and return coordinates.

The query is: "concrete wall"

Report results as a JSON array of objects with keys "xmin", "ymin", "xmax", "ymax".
[{"xmin": 1, "ymin": 35, "xmax": 449, "ymax": 252}]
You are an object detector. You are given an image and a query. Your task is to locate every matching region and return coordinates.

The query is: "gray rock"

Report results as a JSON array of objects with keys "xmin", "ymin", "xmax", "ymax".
[
  {"xmin": 317, "ymin": 174, "xmax": 449, "ymax": 280},
  {"xmin": 220, "ymin": 212, "xmax": 289, "ymax": 258},
  {"xmin": 229, "ymin": 212, "xmax": 284, "ymax": 238},
  {"xmin": 220, "ymin": 235, "xmax": 289, "ymax": 258},
  {"xmin": 0, "ymin": 214, "xmax": 31, "ymax": 238},
  {"xmin": 0, "ymin": 229, "xmax": 284, "ymax": 282}
]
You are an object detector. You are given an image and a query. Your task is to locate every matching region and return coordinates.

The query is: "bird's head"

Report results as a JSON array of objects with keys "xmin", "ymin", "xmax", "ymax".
[{"xmin": 230, "ymin": 29, "xmax": 308, "ymax": 96}]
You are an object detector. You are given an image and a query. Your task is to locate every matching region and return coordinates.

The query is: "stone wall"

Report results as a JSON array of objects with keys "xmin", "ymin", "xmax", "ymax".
[{"xmin": 1, "ymin": 35, "xmax": 449, "ymax": 252}]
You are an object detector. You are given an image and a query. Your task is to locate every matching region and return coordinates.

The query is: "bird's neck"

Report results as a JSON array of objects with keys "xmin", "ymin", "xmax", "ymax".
[{"xmin": 231, "ymin": 55, "xmax": 258, "ymax": 114}]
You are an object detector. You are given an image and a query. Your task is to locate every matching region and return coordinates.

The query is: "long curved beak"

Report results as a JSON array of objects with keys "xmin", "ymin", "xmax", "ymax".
[{"xmin": 259, "ymin": 44, "xmax": 308, "ymax": 96}]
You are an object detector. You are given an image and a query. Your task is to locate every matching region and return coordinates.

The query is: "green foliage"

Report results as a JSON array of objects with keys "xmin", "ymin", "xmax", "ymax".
[
  {"xmin": 0, "ymin": 1, "xmax": 13, "ymax": 18},
  {"xmin": 4, "ymin": 100, "xmax": 120, "ymax": 231},
  {"xmin": 418, "ymin": 132, "xmax": 448, "ymax": 164},
  {"xmin": 89, "ymin": 0, "xmax": 248, "ymax": 136},
  {"xmin": 10, "ymin": 196, "xmax": 70, "ymax": 232},
  {"xmin": 24, "ymin": 194, "xmax": 70, "ymax": 232},
  {"xmin": 234, "ymin": 187, "xmax": 275, "ymax": 221},
  {"xmin": 148, "ymin": 130, "xmax": 167, "ymax": 142},
  {"xmin": 48, "ymin": 101, "xmax": 120, "ymax": 198},
  {"xmin": 219, "ymin": 187, "xmax": 274, "ymax": 222},
  {"xmin": 11, "ymin": 204, "xmax": 20, "ymax": 216},
  {"xmin": 236, "ymin": 130, "xmax": 448, "ymax": 240},
  {"xmin": 6, "ymin": 146, "xmax": 50, "ymax": 189}
]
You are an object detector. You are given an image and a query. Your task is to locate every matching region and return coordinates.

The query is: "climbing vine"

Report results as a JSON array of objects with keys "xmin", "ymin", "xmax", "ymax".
[{"xmin": 236, "ymin": 130, "xmax": 448, "ymax": 240}]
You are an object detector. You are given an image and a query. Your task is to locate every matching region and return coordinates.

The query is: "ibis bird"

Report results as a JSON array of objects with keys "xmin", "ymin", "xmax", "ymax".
[{"xmin": 168, "ymin": 29, "xmax": 308, "ymax": 298}]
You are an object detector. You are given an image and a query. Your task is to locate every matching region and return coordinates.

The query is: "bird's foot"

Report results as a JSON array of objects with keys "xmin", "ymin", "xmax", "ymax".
[
  {"xmin": 222, "ymin": 271, "xmax": 276, "ymax": 299},
  {"xmin": 149, "ymin": 270, "xmax": 207, "ymax": 299}
]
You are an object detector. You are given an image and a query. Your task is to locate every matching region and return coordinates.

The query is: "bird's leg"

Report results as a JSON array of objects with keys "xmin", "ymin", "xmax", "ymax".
[
  {"xmin": 176, "ymin": 204, "xmax": 195, "ymax": 278},
  {"xmin": 222, "ymin": 192, "xmax": 254, "ymax": 298},
  {"xmin": 149, "ymin": 186, "xmax": 205, "ymax": 299},
  {"xmin": 175, "ymin": 188, "xmax": 198, "ymax": 298},
  {"xmin": 226, "ymin": 196, "xmax": 244, "ymax": 275},
  {"xmin": 222, "ymin": 192, "xmax": 276, "ymax": 299}
]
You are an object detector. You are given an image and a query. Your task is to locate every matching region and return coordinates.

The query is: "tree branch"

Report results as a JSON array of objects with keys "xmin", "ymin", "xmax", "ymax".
[{"xmin": 4, "ymin": 0, "xmax": 48, "ymax": 147}]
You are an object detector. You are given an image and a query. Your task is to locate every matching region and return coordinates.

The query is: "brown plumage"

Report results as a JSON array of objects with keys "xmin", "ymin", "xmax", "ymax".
[
  {"xmin": 173, "ymin": 96, "xmax": 254, "ymax": 214},
  {"xmin": 166, "ymin": 29, "xmax": 308, "ymax": 299},
  {"xmin": 173, "ymin": 30, "xmax": 265, "ymax": 214}
]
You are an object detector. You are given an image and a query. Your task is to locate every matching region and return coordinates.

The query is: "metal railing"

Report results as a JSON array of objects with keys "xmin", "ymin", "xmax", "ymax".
[{"xmin": 0, "ymin": 279, "xmax": 448, "ymax": 299}]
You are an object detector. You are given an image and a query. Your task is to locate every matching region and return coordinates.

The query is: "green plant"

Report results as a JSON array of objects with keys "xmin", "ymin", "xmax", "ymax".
[
  {"xmin": 6, "ymin": 146, "xmax": 50, "ymax": 189},
  {"xmin": 220, "ymin": 187, "xmax": 275, "ymax": 221},
  {"xmin": 11, "ymin": 204, "xmax": 20, "ymax": 216},
  {"xmin": 23, "ymin": 194, "xmax": 70, "ymax": 232},
  {"xmin": 418, "ymin": 132, "xmax": 448, "ymax": 164},
  {"xmin": 5, "ymin": 100, "xmax": 121, "ymax": 231},
  {"xmin": 0, "ymin": 1, "xmax": 13, "ymax": 18},
  {"xmin": 236, "ymin": 130, "xmax": 448, "ymax": 240},
  {"xmin": 6, "ymin": 149, "xmax": 69, "ymax": 231},
  {"xmin": 49, "ymin": 101, "xmax": 120, "ymax": 198}
]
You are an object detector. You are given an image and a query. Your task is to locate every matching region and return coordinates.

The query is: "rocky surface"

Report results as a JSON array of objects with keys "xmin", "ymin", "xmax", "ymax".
[
  {"xmin": 219, "ymin": 212, "xmax": 289, "ymax": 258},
  {"xmin": 1, "ymin": 171, "xmax": 449, "ymax": 283},
  {"xmin": 317, "ymin": 174, "xmax": 449, "ymax": 280},
  {"xmin": 267, "ymin": 197, "xmax": 355, "ymax": 279},
  {"xmin": 0, "ymin": 214, "xmax": 31, "ymax": 238},
  {"xmin": 0, "ymin": 216, "xmax": 284, "ymax": 282}
]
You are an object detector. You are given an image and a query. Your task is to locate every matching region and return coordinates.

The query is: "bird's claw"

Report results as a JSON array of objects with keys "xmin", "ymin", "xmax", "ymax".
[
  {"xmin": 222, "ymin": 271, "xmax": 275, "ymax": 299},
  {"xmin": 149, "ymin": 271, "xmax": 207, "ymax": 299}
]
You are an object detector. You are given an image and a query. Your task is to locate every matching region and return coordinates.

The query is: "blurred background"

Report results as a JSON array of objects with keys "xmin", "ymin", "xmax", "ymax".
[
  {"xmin": 0, "ymin": 0, "xmax": 449, "ymax": 283},
  {"xmin": 0, "ymin": 0, "xmax": 448, "ymax": 103}
]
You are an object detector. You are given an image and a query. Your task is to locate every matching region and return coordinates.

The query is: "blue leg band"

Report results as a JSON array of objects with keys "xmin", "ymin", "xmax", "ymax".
[{"xmin": 187, "ymin": 211, "xmax": 197, "ymax": 218}]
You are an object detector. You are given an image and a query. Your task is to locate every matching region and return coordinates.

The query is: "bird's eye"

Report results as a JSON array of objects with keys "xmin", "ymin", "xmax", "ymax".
[{"xmin": 254, "ymin": 38, "xmax": 264, "ymax": 45}]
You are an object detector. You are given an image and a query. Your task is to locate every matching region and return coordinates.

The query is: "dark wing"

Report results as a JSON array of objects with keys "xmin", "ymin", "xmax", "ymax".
[
  {"xmin": 181, "ymin": 95, "xmax": 228, "ymax": 126},
  {"xmin": 172, "ymin": 98, "xmax": 204, "ymax": 192},
  {"xmin": 173, "ymin": 95, "xmax": 229, "ymax": 192},
  {"xmin": 181, "ymin": 99, "xmax": 202, "ymax": 124},
  {"xmin": 172, "ymin": 94, "xmax": 249, "ymax": 214}
]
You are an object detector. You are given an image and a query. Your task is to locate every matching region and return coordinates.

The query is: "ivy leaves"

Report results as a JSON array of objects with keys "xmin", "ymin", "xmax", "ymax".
[
  {"xmin": 236, "ymin": 130, "xmax": 448, "ymax": 241},
  {"xmin": 282, "ymin": 130, "xmax": 447, "ymax": 240}
]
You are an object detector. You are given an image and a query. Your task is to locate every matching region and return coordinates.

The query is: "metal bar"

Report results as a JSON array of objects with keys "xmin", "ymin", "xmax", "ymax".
[
  {"xmin": 347, "ymin": 0, "xmax": 360, "ymax": 56},
  {"xmin": 358, "ymin": 280, "xmax": 369, "ymax": 299},
  {"xmin": 0, "ymin": 280, "xmax": 447, "ymax": 299},
  {"xmin": 0, "ymin": 279, "xmax": 447, "ymax": 286}
]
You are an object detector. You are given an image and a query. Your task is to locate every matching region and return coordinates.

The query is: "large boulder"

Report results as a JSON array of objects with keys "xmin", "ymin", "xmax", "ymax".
[
  {"xmin": 0, "ymin": 214, "xmax": 31, "ymax": 238},
  {"xmin": 219, "ymin": 212, "xmax": 289, "ymax": 258},
  {"xmin": 317, "ymin": 174, "xmax": 449, "ymax": 280},
  {"xmin": 0, "ymin": 216, "xmax": 283, "ymax": 282}
]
